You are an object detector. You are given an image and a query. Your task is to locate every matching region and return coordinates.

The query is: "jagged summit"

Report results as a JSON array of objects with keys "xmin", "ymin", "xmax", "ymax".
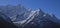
[
  {"xmin": 37, "ymin": 8, "xmax": 42, "ymax": 12},
  {"xmin": 36, "ymin": 8, "xmax": 44, "ymax": 13},
  {"xmin": 36, "ymin": 8, "xmax": 43, "ymax": 13},
  {"xmin": 35, "ymin": 8, "xmax": 44, "ymax": 17}
]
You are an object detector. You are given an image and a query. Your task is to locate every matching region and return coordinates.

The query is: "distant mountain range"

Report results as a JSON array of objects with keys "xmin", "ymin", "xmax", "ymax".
[{"xmin": 0, "ymin": 4, "xmax": 60, "ymax": 28}]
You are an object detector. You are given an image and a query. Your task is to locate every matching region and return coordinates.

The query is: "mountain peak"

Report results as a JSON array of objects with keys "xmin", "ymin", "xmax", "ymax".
[
  {"xmin": 35, "ymin": 8, "xmax": 44, "ymax": 16},
  {"xmin": 36, "ymin": 8, "xmax": 43, "ymax": 13},
  {"xmin": 37, "ymin": 8, "xmax": 42, "ymax": 12}
]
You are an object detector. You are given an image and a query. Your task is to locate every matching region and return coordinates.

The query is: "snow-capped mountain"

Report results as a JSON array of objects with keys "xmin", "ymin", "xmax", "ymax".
[
  {"xmin": 0, "ymin": 4, "xmax": 60, "ymax": 28},
  {"xmin": 13, "ymin": 8, "xmax": 60, "ymax": 28}
]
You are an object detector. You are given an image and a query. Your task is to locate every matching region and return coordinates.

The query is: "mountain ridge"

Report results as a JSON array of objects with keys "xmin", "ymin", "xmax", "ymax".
[{"xmin": 0, "ymin": 4, "xmax": 60, "ymax": 28}]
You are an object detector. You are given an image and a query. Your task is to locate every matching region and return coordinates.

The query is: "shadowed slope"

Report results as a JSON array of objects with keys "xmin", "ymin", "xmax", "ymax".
[{"xmin": 0, "ymin": 12, "xmax": 18, "ymax": 28}]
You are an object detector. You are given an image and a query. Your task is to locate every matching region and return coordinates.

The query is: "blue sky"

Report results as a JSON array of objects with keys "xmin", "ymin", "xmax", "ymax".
[{"xmin": 0, "ymin": 0, "xmax": 60, "ymax": 19}]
